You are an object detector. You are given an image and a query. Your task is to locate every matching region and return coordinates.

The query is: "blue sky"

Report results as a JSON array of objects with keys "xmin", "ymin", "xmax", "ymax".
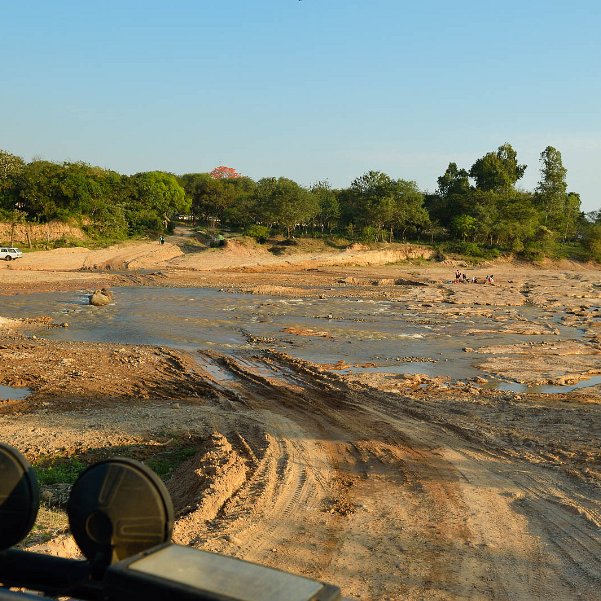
[{"xmin": 1, "ymin": 1, "xmax": 600, "ymax": 210}]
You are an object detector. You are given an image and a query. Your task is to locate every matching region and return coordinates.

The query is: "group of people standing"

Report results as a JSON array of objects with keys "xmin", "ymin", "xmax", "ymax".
[{"xmin": 453, "ymin": 270, "xmax": 494, "ymax": 285}]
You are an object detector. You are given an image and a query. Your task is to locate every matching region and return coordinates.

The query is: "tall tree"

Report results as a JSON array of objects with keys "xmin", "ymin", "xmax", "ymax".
[
  {"xmin": 534, "ymin": 146, "xmax": 580, "ymax": 240},
  {"xmin": 254, "ymin": 177, "xmax": 318, "ymax": 238},
  {"xmin": 470, "ymin": 143, "xmax": 526, "ymax": 192},
  {"xmin": 222, "ymin": 176, "xmax": 257, "ymax": 226},
  {"xmin": 349, "ymin": 170, "xmax": 394, "ymax": 232},
  {"xmin": 0, "ymin": 150, "xmax": 25, "ymax": 190},
  {"xmin": 0, "ymin": 150, "xmax": 26, "ymax": 216},
  {"xmin": 310, "ymin": 181, "xmax": 340, "ymax": 233},
  {"xmin": 15, "ymin": 160, "xmax": 64, "ymax": 222},
  {"xmin": 349, "ymin": 172, "xmax": 429, "ymax": 241},
  {"xmin": 437, "ymin": 162, "xmax": 470, "ymax": 197},
  {"xmin": 429, "ymin": 162, "xmax": 472, "ymax": 226},
  {"xmin": 562, "ymin": 192, "xmax": 582, "ymax": 242},
  {"xmin": 390, "ymin": 179, "xmax": 430, "ymax": 240},
  {"xmin": 127, "ymin": 172, "xmax": 189, "ymax": 233}
]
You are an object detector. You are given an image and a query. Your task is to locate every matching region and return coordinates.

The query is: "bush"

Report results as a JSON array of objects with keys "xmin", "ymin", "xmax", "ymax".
[
  {"xmin": 360, "ymin": 226, "xmax": 383, "ymax": 243},
  {"xmin": 442, "ymin": 240, "xmax": 500, "ymax": 259},
  {"xmin": 245, "ymin": 224, "xmax": 270, "ymax": 244}
]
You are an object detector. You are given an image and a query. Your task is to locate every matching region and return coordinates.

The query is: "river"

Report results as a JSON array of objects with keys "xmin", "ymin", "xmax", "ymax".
[{"xmin": 0, "ymin": 286, "xmax": 591, "ymax": 392}]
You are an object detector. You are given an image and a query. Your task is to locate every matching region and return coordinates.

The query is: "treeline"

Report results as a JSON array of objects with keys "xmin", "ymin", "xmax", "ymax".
[
  {"xmin": 1, "ymin": 144, "xmax": 600, "ymax": 260},
  {"xmin": 0, "ymin": 151, "xmax": 189, "ymax": 240}
]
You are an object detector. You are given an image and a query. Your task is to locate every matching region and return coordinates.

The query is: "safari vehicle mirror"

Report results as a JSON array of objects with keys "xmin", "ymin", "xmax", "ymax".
[
  {"xmin": 67, "ymin": 457, "xmax": 174, "ymax": 567},
  {"xmin": 0, "ymin": 443, "xmax": 39, "ymax": 550}
]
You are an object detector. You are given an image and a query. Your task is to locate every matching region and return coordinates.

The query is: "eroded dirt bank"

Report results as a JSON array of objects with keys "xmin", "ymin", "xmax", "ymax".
[{"xmin": 0, "ymin": 236, "xmax": 600, "ymax": 600}]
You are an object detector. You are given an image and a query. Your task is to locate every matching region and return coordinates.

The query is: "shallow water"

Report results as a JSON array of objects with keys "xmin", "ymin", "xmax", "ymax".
[
  {"xmin": 495, "ymin": 375, "xmax": 601, "ymax": 394},
  {"xmin": 0, "ymin": 287, "xmax": 588, "ymax": 391},
  {"xmin": 0, "ymin": 384, "xmax": 31, "ymax": 400}
]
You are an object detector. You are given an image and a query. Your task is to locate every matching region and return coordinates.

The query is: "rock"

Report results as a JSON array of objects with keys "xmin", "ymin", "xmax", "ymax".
[{"xmin": 89, "ymin": 288, "xmax": 113, "ymax": 306}]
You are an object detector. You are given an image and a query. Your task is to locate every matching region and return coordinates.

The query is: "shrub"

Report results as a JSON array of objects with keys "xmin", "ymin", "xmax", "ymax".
[
  {"xmin": 360, "ymin": 226, "xmax": 383, "ymax": 243},
  {"xmin": 245, "ymin": 224, "xmax": 270, "ymax": 244}
]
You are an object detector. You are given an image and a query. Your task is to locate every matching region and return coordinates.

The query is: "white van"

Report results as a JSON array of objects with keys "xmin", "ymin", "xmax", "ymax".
[{"xmin": 0, "ymin": 247, "xmax": 23, "ymax": 261}]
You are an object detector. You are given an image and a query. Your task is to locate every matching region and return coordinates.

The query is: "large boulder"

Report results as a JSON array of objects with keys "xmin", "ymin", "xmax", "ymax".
[{"xmin": 89, "ymin": 288, "xmax": 113, "ymax": 306}]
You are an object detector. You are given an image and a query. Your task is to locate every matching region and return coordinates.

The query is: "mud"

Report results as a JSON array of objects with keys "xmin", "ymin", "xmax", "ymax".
[{"xmin": 0, "ymin": 229, "xmax": 599, "ymax": 600}]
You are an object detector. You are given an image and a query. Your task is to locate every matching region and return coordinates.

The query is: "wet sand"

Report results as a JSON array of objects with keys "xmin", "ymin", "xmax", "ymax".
[{"xmin": 0, "ymin": 233, "xmax": 599, "ymax": 600}]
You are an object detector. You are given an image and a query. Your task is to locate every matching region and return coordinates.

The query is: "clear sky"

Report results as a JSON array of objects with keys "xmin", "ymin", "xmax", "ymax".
[{"xmin": 1, "ymin": 1, "xmax": 600, "ymax": 210}]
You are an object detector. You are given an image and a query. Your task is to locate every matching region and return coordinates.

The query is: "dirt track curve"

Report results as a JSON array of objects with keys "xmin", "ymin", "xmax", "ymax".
[{"xmin": 161, "ymin": 351, "xmax": 600, "ymax": 601}]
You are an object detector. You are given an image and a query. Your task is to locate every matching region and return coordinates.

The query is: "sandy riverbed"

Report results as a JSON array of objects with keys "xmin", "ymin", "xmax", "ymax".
[{"xmin": 0, "ymin": 231, "xmax": 599, "ymax": 600}]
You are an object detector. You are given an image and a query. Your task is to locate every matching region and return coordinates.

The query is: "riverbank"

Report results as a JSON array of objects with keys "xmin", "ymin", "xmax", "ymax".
[{"xmin": 0, "ymin": 235, "xmax": 600, "ymax": 600}]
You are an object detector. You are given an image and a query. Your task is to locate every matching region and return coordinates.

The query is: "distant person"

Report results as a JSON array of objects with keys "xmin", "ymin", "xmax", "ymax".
[{"xmin": 159, "ymin": 235, "xmax": 165, "ymax": 245}]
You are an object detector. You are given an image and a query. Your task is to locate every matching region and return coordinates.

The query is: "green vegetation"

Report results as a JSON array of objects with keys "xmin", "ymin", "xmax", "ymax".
[
  {"xmin": 34, "ymin": 456, "xmax": 88, "ymax": 486},
  {"xmin": 32, "ymin": 442, "xmax": 197, "ymax": 488},
  {"xmin": 1, "ymin": 143, "xmax": 599, "ymax": 261},
  {"xmin": 146, "ymin": 446, "xmax": 197, "ymax": 480},
  {"xmin": 245, "ymin": 224, "xmax": 271, "ymax": 243}
]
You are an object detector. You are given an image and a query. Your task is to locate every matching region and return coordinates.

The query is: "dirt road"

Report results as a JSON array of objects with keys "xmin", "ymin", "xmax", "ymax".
[{"xmin": 0, "ymin": 234, "xmax": 599, "ymax": 599}]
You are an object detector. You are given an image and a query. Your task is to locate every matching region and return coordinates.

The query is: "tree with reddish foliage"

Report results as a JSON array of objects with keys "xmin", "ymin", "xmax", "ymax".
[{"xmin": 209, "ymin": 166, "xmax": 241, "ymax": 179}]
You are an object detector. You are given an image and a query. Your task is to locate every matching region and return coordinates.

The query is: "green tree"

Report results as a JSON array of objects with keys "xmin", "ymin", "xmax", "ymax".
[
  {"xmin": 493, "ymin": 190, "xmax": 539, "ymax": 253},
  {"xmin": 310, "ymin": 181, "xmax": 340, "ymax": 233},
  {"xmin": 180, "ymin": 173, "xmax": 256, "ymax": 225},
  {"xmin": 534, "ymin": 146, "xmax": 581, "ymax": 241},
  {"xmin": 0, "ymin": 150, "xmax": 26, "ymax": 217},
  {"xmin": 0, "ymin": 150, "xmax": 25, "ymax": 191},
  {"xmin": 181, "ymin": 173, "xmax": 227, "ymax": 222},
  {"xmin": 584, "ymin": 223, "xmax": 601, "ymax": 261},
  {"xmin": 254, "ymin": 177, "xmax": 318, "ymax": 238},
  {"xmin": 390, "ymin": 179, "xmax": 430, "ymax": 241},
  {"xmin": 127, "ymin": 172, "xmax": 189, "ymax": 234},
  {"xmin": 222, "ymin": 177, "xmax": 258, "ymax": 227},
  {"xmin": 349, "ymin": 171, "xmax": 396, "ymax": 233},
  {"xmin": 437, "ymin": 162, "xmax": 470, "ymax": 197},
  {"xmin": 426, "ymin": 163, "xmax": 472, "ymax": 228},
  {"xmin": 470, "ymin": 143, "xmax": 526, "ymax": 192},
  {"xmin": 451, "ymin": 214, "xmax": 478, "ymax": 241},
  {"xmin": 349, "ymin": 172, "xmax": 429, "ymax": 241},
  {"xmin": 15, "ymin": 160, "xmax": 64, "ymax": 222},
  {"xmin": 470, "ymin": 189, "xmax": 500, "ymax": 245}
]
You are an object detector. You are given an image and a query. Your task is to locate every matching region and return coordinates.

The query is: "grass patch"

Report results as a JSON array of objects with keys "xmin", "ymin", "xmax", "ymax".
[
  {"xmin": 32, "ymin": 441, "xmax": 199, "ymax": 487},
  {"xmin": 146, "ymin": 446, "xmax": 197, "ymax": 480},
  {"xmin": 33, "ymin": 456, "xmax": 88, "ymax": 486}
]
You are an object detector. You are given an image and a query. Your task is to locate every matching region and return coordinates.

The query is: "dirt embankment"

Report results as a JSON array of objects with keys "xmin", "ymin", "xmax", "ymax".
[{"xmin": 0, "ymin": 221, "xmax": 86, "ymax": 246}]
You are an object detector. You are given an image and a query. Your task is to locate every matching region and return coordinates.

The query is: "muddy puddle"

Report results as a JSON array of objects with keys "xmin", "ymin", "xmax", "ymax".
[
  {"xmin": 0, "ymin": 287, "xmax": 589, "ymax": 390},
  {"xmin": 0, "ymin": 384, "xmax": 31, "ymax": 400}
]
